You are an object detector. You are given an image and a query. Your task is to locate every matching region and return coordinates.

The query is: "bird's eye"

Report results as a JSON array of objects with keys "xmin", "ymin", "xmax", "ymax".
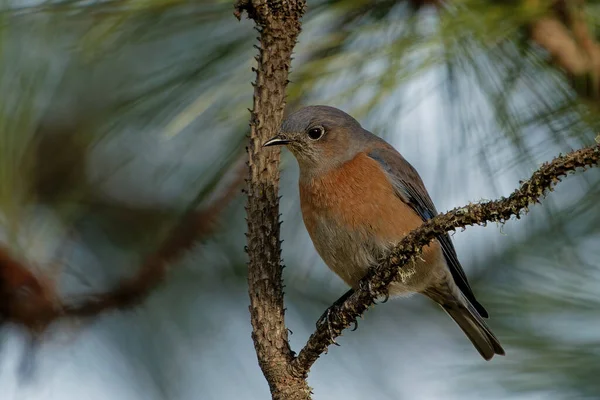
[{"xmin": 307, "ymin": 126, "xmax": 325, "ymax": 140}]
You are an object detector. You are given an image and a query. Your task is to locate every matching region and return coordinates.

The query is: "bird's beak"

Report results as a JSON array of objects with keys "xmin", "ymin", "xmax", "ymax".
[{"xmin": 263, "ymin": 134, "xmax": 291, "ymax": 147}]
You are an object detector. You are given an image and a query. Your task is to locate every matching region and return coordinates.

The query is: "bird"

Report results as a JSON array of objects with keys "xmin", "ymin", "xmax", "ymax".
[{"xmin": 263, "ymin": 105, "xmax": 505, "ymax": 360}]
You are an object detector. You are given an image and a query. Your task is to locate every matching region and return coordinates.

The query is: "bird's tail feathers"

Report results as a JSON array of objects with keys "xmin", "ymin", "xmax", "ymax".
[{"xmin": 426, "ymin": 289, "xmax": 505, "ymax": 361}]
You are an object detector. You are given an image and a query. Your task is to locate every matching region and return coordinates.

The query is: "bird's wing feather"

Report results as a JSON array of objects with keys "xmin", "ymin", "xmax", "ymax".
[{"xmin": 367, "ymin": 146, "xmax": 488, "ymax": 318}]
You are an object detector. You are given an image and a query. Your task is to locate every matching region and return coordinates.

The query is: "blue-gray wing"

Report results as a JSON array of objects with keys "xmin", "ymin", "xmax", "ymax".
[{"xmin": 368, "ymin": 146, "xmax": 488, "ymax": 318}]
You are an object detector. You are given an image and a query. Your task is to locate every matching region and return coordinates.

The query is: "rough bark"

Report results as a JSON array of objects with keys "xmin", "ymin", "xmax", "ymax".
[{"xmin": 235, "ymin": 0, "xmax": 310, "ymax": 399}]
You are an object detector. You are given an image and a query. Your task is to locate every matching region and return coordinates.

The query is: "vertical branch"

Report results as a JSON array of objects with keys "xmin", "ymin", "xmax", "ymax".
[{"xmin": 235, "ymin": 1, "xmax": 309, "ymax": 399}]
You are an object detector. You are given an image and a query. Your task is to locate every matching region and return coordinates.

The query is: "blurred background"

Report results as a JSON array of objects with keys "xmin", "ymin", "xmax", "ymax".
[{"xmin": 0, "ymin": 0, "xmax": 599, "ymax": 399}]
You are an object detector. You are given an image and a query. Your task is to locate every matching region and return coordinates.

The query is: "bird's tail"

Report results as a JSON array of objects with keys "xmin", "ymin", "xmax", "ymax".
[{"xmin": 439, "ymin": 298, "xmax": 505, "ymax": 361}]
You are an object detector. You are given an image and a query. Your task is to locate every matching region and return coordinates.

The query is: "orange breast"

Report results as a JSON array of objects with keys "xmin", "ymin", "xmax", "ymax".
[
  {"xmin": 300, "ymin": 152, "xmax": 425, "ymax": 241},
  {"xmin": 299, "ymin": 152, "xmax": 444, "ymax": 289}
]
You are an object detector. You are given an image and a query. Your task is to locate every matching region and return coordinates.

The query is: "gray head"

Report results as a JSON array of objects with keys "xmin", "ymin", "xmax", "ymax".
[{"xmin": 263, "ymin": 105, "xmax": 371, "ymax": 175}]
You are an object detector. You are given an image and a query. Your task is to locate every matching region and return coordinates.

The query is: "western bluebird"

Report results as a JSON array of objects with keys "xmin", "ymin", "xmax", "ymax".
[{"xmin": 263, "ymin": 105, "xmax": 505, "ymax": 360}]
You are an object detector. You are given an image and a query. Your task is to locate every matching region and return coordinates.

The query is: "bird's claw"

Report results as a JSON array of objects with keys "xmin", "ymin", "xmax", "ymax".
[
  {"xmin": 359, "ymin": 279, "xmax": 390, "ymax": 304},
  {"xmin": 316, "ymin": 306, "xmax": 330, "ymax": 327},
  {"xmin": 317, "ymin": 307, "xmax": 341, "ymax": 346},
  {"xmin": 380, "ymin": 292, "xmax": 390, "ymax": 303},
  {"xmin": 317, "ymin": 305, "xmax": 360, "ymax": 344},
  {"xmin": 316, "ymin": 288, "xmax": 359, "ymax": 344}
]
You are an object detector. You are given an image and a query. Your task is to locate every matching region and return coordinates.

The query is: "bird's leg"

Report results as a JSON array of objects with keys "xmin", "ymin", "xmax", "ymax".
[
  {"xmin": 316, "ymin": 288, "xmax": 356, "ymax": 342},
  {"xmin": 317, "ymin": 289, "xmax": 354, "ymax": 326}
]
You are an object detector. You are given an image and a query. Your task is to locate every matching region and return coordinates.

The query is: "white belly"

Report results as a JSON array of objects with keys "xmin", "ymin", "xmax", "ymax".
[{"xmin": 307, "ymin": 213, "xmax": 448, "ymax": 296}]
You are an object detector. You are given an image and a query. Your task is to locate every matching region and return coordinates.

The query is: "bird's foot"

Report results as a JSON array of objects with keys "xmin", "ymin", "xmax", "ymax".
[
  {"xmin": 358, "ymin": 279, "xmax": 389, "ymax": 304},
  {"xmin": 316, "ymin": 307, "xmax": 341, "ymax": 346},
  {"xmin": 316, "ymin": 289, "xmax": 358, "ymax": 344}
]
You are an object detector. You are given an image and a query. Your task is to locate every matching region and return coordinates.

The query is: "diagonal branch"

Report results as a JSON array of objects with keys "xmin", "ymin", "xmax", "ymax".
[
  {"xmin": 291, "ymin": 142, "xmax": 600, "ymax": 375},
  {"xmin": 0, "ymin": 162, "xmax": 245, "ymax": 333},
  {"xmin": 62, "ymin": 163, "xmax": 245, "ymax": 318}
]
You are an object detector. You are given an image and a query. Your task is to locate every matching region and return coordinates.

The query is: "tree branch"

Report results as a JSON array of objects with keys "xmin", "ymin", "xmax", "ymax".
[
  {"xmin": 291, "ymin": 142, "xmax": 600, "ymax": 375},
  {"xmin": 236, "ymin": 0, "xmax": 310, "ymax": 399},
  {"xmin": 0, "ymin": 162, "xmax": 245, "ymax": 332},
  {"xmin": 62, "ymin": 163, "xmax": 245, "ymax": 318}
]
